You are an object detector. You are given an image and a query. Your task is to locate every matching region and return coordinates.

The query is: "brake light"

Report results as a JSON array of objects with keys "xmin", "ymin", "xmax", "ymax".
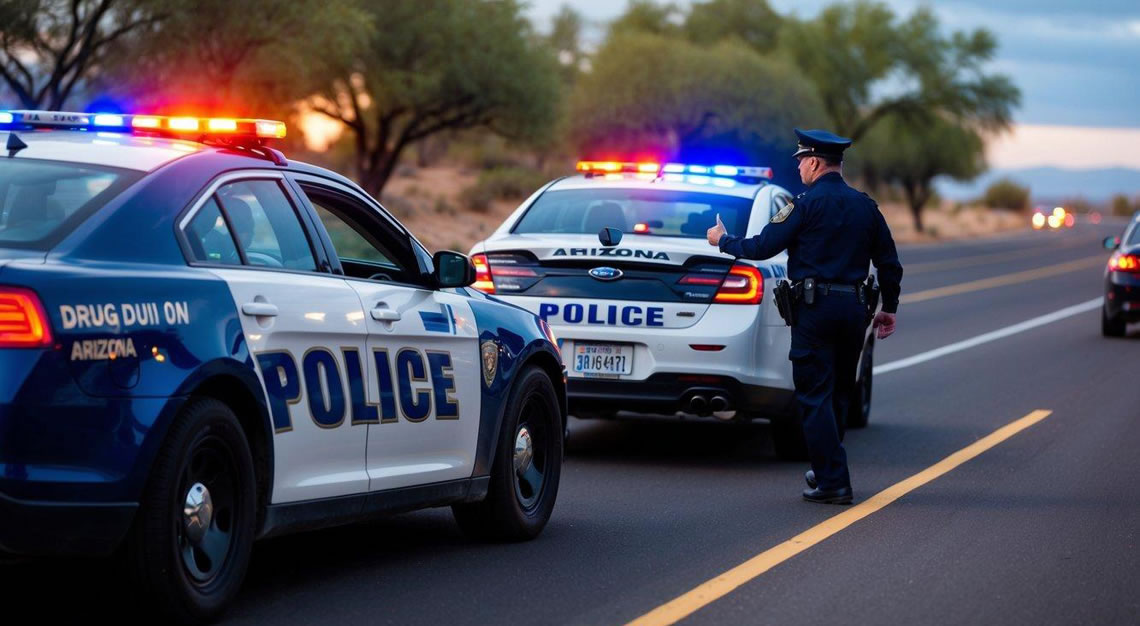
[
  {"xmin": 713, "ymin": 264, "xmax": 763, "ymax": 304},
  {"xmin": 490, "ymin": 266, "xmax": 537, "ymax": 278},
  {"xmin": 678, "ymin": 274, "xmax": 723, "ymax": 286},
  {"xmin": 1109, "ymin": 253, "xmax": 1140, "ymax": 273},
  {"xmin": 0, "ymin": 287, "xmax": 52, "ymax": 348},
  {"xmin": 471, "ymin": 254, "xmax": 495, "ymax": 293}
]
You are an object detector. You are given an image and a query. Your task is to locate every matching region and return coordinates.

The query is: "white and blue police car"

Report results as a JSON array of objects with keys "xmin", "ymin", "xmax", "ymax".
[
  {"xmin": 0, "ymin": 111, "xmax": 566, "ymax": 622},
  {"xmin": 470, "ymin": 160, "xmax": 875, "ymax": 457}
]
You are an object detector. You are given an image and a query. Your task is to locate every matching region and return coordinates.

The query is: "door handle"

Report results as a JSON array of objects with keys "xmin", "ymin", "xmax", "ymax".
[
  {"xmin": 371, "ymin": 308, "xmax": 401, "ymax": 322},
  {"xmin": 241, "ymin": 302, "xmax": 279, "ymax": 317}
]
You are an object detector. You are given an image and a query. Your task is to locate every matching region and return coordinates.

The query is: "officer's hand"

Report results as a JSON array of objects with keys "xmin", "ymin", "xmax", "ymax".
[
  {"xmin": 707, "ymin": 213, "xmax": 726, "ymax": 246},
  {"xmin": 872, "ymin": 312, "xmax": 896, "ymax": 340}
]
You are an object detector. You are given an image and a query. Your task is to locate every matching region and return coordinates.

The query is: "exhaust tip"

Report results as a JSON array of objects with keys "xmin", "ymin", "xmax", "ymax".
[
  {"xmin": 710, "ymin": 395, "xmax": 730, "ymax": 412},
  {"xmin": 688, "ymin": 395, "xmax": 708, "ymax": 413}
]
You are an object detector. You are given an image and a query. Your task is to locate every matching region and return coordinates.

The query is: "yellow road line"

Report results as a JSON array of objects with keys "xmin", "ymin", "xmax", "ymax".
[
  {"xmin": 901, "ymin": 256, "xmax": 1105, "ymax": 304},
  {"xmin": 905, "ymin": 238, "xmax": 1090, "ymax": 275},
  {"xmin": 627, "ymin": 409, "xmax": 1054, "ymax": 626}
]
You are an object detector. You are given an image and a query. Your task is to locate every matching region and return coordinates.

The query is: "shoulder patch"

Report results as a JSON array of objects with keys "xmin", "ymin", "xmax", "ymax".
[{"xmin": 771, "ymin": 200, "xmax": 795, "ymax": 223}]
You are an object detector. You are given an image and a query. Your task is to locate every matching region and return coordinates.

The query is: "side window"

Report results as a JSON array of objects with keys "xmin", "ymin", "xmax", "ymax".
[
  {"xmin": 216, "ymin": 180, "xmax": 316, "ymax": 271},
  {"xmin": 186, "ymin": 197, "xmax": 241, "ymax": 265},
  {"xmin": 299, "ymin": 184, "xmax": 422, "ymax": 285}
]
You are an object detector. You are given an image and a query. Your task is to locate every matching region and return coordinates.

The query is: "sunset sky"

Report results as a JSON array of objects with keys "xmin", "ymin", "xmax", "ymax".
[{"xmin": 527, "ymin": 0, "xmax": 1140, "ymax": 171}]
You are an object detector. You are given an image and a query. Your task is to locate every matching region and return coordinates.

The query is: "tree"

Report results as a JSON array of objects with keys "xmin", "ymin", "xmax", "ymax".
[
  {"xmin": 980, "ymin": 178, "xmax": 1030, "ymax": 211},
  {"xmin": 548, "ymin": 4, "xmax": 586, "ymax": 83},
  {"xmin": 856, "ymin": 115, "xmax": 985, "ymax": 232},
  {"xmin": 780, "ymin": 1, "xmax": 1019, "ymax": 142},
  {"xmin": 1110, "ymin": 194, "xmax": 1132, "ymax": 217},
  {"xmin": 568, "ymin": 32, "xmax": 826, "ymax": 191},
  {"xmin": 311, "ymin": 0, "xmax": 561, "ymax": 196},
  {"xmin": 0, "ymin": 0, "xmax": 165, "ymax": 110},
  {"xmin": 684, "ymin": 0, "xmax": 782, "ymax": 54},
  {"xmin": 609, "ymin": 0, "xmax": 682, "ymax": 38}
]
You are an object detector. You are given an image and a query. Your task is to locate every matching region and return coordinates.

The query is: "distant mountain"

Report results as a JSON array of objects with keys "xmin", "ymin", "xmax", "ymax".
[{"xmin": 936, "ymin": 167, "xmax": 1140, "ymax": 204}]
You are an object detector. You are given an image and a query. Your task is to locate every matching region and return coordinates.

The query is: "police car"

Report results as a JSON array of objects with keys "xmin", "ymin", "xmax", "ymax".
[
  {"xmin": 469, "ymin": 161, "xmax": 875, "ymax": 456},
  {"xmin": 0, "ymin": 111, "xmax": 565, "ymax": 622}
]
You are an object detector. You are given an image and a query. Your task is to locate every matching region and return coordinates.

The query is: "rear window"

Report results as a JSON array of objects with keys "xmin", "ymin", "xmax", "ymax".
[
  {"xmin": 0, "ymin": 158, "xmax": 139, "ymax": 249},
  {"xmin": 512, "ymin": 188, "xmax": 753, "ymax": 239}
]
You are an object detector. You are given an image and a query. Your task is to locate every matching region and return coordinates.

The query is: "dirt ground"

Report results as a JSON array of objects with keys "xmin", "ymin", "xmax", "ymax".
[{"xmin": 381, "ymin": 166, "xmax": 1026, "ymax": 253}]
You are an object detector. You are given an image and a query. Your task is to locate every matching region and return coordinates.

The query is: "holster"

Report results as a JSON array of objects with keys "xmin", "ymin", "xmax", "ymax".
[
  {"xmin": 772, "ymin": 280, "xmax": 799, "ymax": 327},
  {"xmin": 861, "ymin": 275, "xmax": 881, "ymax": 326}
]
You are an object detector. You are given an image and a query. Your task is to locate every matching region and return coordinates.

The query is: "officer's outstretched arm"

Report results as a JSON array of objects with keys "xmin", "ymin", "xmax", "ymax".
[
  {"xmin": 870, "ymin": 208, "xmax": 903, "ymax": 313},
  {"xmin": 718, "ymin": 207, "xmax": 803, "ymax": 260}
]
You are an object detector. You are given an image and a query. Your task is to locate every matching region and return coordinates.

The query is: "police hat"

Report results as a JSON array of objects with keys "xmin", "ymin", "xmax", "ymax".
[{"xmin": 792, "ymin": 128, "xmax": 852, "ymax": 160}]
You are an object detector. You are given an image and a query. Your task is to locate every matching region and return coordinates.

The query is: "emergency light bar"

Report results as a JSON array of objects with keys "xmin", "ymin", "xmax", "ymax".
[
  {"xmin": 0, "ymin": 110, "xmax": 287, "ymax": 140},
  {"xmin": 576, "ymin": 160, "xmax": 773, "ymax": 182}
]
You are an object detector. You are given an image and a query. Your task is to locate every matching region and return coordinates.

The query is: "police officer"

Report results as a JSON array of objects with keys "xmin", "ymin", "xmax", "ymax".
[{"xmin": 706, "ymin": 128, "xmax": 903, "ymax": 504}]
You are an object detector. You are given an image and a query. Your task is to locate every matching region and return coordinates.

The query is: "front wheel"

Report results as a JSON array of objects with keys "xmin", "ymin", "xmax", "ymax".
[
  {"xmin": 127, "ymin": 397, "xmax": 256, "ymax": 624},
  {"xmin": 453, "ymin": 366, "xmax": 563, "ymax": 541}
]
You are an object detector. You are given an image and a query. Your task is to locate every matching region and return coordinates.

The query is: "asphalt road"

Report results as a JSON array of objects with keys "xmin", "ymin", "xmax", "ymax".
[{"xmin": 5, "ymin": 221, "xmax": 1138, "ymax": 625}]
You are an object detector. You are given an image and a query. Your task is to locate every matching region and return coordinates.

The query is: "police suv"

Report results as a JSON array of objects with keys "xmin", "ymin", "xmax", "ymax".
[
  {"xmin": 470, "ymin": 161, "xmax": 874, "ymax": 456},
  {"xmin": 0, "ymin": 111, "xmax": 565, "ymax": 622}
]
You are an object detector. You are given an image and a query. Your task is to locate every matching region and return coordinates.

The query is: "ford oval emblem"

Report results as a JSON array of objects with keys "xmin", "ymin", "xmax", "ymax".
[{"xmin": 589, "ymin": 266, "xmax": 623, "ymax": 281}]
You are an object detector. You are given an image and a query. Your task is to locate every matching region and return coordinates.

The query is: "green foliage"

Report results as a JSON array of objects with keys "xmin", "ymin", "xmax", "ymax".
[
  {"xmin": 101, "ymin": 0, "xmax": 368, "ymax": 119},
  {"xmin": 609, "ymin": 0, "xmax": 683, "ymax": 38},
  {"xmin": 568, "ymin": 31, "xmax": 826, "ymax": 167},
  {"xmin": 779, "ymin": 1, "xmax": 1020, "ymax": 141},
  {"xmin": 982, "ymin": 178, "xmax": 1031, "ymax": 211},
  {"xmin": 313, "ymin": 0, "xmax": 562, "ymax": 196},
  {"xmin": 684, "ymin": 0, "xmax": 782, "ymax": 53},
  {"xmin": 854, "ymin": 114, "xmax": 985, "ymax": 231},
  {"xmin": 1111, "ymin": 194, "xmax": 1133, "ymax": 217}
]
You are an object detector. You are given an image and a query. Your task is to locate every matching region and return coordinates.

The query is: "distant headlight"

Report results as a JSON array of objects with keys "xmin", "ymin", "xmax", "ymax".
[{"xmin": 1032, "ymin": 213, "xmax": 1045, "ymax": 229}]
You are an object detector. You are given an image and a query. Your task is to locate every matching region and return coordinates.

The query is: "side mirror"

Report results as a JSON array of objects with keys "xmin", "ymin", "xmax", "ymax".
[
  {"xmin": 433, "ymin": 250, "xmax": 475, "ymax": 288},
  {"xmin": 1104, "ymin": 235, "xmax": 1121, "ymax": 250},
  {"xmin": 598, "ymin": 227, "xmax": 623, "ymax": 247}
]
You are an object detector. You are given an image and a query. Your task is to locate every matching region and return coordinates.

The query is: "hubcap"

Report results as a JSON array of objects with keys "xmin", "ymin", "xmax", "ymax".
[
  {"xmin": 514, "ymin": 426, "xmax": 534, "ymax": 475},
  {"xmin": 183, "ymin": 482, "xmax": 213, "ymax": 544}
]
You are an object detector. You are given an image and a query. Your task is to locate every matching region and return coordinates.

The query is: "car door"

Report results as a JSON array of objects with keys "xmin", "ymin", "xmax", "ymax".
[
  {"xmin": 180, "ymin": 173, "xmax": 370, "ymax": 503},
  {"xmin": 289, "ymin": 176, "xmax": 481, "ymax": 492}
]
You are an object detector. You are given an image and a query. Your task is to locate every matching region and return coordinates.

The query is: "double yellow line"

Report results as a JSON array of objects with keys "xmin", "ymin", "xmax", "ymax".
[{"xmin": 628, "ymin": 409, "xmax": 1054, "ymax": 626}]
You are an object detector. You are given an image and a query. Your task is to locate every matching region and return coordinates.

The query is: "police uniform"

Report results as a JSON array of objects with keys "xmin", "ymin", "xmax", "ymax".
[{"xmin": 718, "ymin": 128, "xmax": 903, "ymax": 503}]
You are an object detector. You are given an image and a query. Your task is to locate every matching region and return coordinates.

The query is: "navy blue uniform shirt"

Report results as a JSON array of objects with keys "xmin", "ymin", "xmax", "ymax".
[{"xmin": 718, "ymin": 172, "xmax": 903, "ymax": 313}]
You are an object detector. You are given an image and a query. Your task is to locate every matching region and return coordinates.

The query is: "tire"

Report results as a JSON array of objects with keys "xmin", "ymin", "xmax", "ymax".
[
  {"xmin": 127, "ymin": 397, "xmax": 256, "ymax": 624},
  {"xmin": 453, "ymin": 366, "xmax": 563, "ymax": 541},
  {"xmin": 846, "ymin": 340, "xmax": 873, "ymax": 429},
  {"xmin": 1102, "ymin": 306, "xmax": 1126, "ymax": 337},
  {"xmin": 771, "ymin": 414, "xmax": 808, "ymax": 461}
]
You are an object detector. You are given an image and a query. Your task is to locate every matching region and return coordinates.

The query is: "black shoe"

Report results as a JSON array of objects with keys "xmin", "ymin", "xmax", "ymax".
[
  {"xmin": 802, "ymin": 486, "xmax": 853, "ymax": 505},
  {"xmin": 805, "ymin": 470, "xmax": 817, "ymax": 489}
]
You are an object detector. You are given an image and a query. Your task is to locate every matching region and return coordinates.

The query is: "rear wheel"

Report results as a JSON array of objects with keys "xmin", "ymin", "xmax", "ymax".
[
  {"xmin": 127, "ymin": 397, "xmax": 256, "ymax": 624},
  {"xmin": 1102, "ymin": 306, "xmax": 1126, "ymax": 337},
  {"xmin": 453, "ymin": 366, "xmax": 563, "ymax": 541},
  {"xmin": 846, "ymin": 340, "xmax": 873, "ymax": 429}
]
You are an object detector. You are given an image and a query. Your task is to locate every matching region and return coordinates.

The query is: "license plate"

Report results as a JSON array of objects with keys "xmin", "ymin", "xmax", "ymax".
[{"xmin": 571, "ymin": 343, "xmax": 633, "ymax": 378}]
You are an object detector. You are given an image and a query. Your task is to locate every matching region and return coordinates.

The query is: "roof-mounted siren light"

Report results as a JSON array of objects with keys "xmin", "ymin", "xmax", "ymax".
[
  {"xmin": 575, "ymin": 159, "xmax": 772, "ymax": 183},
  {"xmin": 0, "ymin": 110, "xmax": 287, "ymax": 141}
]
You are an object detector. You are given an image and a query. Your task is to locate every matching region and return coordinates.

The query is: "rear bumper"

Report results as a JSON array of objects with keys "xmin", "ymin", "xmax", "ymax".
[
  {"xmin": 0, "ymin": 490, "xmax": 136, "ymax": 557},
  {"xmin": 568, "ymin": 373, "xmax": 795, "ymax": 418}
]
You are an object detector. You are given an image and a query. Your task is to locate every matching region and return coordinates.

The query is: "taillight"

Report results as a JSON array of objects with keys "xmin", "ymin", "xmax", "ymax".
[
  {"xmin": 471, "ymin": 253, "xmax": 495, "ymax": 293},
  {"xmin": 0, "ymin": 287, "xmax": 53, "ymax": 348},
  {"xmin": 1109, "ymin": 253, "xmax": 1140, "ymax": 273},
  {"xmin": 713, "ymin": 264, "xmax": 763, "ymax": 304}
]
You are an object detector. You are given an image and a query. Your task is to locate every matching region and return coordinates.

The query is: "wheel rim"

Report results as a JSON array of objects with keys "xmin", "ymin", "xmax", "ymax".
[
  {"xmin": 513, "ymin": 394, "xmax": 551, "ymax": 512},
  {"xmin": 178, "ymin": 434, "xmax": 239, "ymax": 586}
]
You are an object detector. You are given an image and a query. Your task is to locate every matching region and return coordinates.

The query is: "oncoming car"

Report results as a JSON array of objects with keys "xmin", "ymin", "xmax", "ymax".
[
  {"xmin": 0, "ymin": 111, "xmax": 565, "ymax": 622},
  {"xmin": 470, "ymin": 161, "xmax": 876, "ymax": 458}
]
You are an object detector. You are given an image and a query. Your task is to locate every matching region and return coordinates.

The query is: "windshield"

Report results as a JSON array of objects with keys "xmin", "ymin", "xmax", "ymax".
[
  {"xmin": 512, "ymin": 188, "xmax": 753, "ymax": 239},
  {"xmin": 0, "ymin": 157, "xmax": 139, "ymax": 250}
]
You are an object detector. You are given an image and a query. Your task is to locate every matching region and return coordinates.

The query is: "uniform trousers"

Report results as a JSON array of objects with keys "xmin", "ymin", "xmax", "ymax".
[{"xmin": 789, "ymin": 293, "xmax": 865, "ymax": 490}]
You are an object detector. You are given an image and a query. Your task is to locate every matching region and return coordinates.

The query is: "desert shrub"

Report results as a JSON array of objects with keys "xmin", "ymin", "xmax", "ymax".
[{"xmin": 982, "ymin": 178, "xmax": 1030, "ymax": 210}]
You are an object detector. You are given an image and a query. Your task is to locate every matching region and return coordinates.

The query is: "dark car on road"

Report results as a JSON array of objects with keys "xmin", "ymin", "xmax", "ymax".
[{"xmin": 1103, "ymin": 215, "xmax": 1140, "ymax": 336}]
